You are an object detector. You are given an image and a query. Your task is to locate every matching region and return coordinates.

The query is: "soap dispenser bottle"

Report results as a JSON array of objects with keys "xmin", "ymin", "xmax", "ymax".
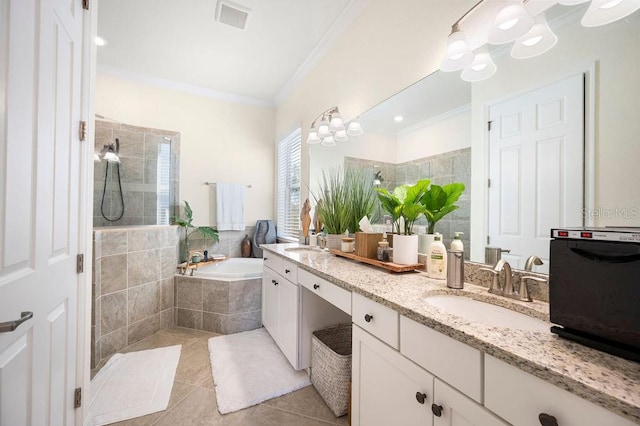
[
  {"xmin": 427, "ymin": 233, "xmax": 447, "ymax": 280},
  {"xmin": 451, "ymin": 232, "xmax": 464, "ymax": 252}
]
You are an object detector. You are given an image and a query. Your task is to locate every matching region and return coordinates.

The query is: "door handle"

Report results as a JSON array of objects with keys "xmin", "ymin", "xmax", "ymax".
[{"xmin": 0, "ymin": 311, "xmax": 34, "ymax": 333}]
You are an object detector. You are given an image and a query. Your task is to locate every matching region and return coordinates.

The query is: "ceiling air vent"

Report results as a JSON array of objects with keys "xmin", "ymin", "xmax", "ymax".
[{"xmin": 215, "ymin": 0, "xmax": 251, "ymax": 30}]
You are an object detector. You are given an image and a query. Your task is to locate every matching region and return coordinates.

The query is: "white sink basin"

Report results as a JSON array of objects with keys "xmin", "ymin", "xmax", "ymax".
[{"xmin": 424, "ymin": 295, "xmax": 548, "ymax": 332}]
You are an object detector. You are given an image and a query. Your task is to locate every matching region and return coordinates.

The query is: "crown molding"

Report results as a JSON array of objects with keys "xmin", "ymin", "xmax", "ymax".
[
  {"xmin": 273, "ymin": 0, "xmax": 371, "ymax": 107},
  {"xmin": 397, "ymin": 104, "xmax": 471, "ymax": 136},
  {"xmin": 97, "ymin": 65, "xmax": 274, "ymax": 108}
]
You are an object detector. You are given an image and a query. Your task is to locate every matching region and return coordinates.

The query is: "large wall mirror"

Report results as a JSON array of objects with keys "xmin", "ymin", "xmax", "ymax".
[{"xmin": 309, "ymin": 5, "xmax": 640, "ymax": 273}]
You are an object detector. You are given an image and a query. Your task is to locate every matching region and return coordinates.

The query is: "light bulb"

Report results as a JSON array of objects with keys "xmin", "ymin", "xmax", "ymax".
[
  {"xmin": 321, "ymin": 136, "xmax": 336, "ymax": 147},
  {"xmin": 334, "ymin": 130, "xmax": 349, "ymax": 142},
  {"xmin": 461, "ymin": 50, "xmax": 497, "ymax": 82},
  {"xmin": 488, "ymin": 1, "xmax": 534, "ymax": 44},
  {"xmin": 440, "ymin": 29, "xmax": 474, "ymax": 72},
  {"xmin": 582, "ymin": 0, "xmax": 640, "ymax": 26},
  {"xmin": 317, "ymin": 116, "xmax": 331, "ymax": 139},
  {"xmin": 511, "ymin": 14, "xmax": 558, "ymax": 59},
  {"xmin": 329, "ymin": 112, "xmax": 345, "ymax": 132},
  {"xmin": 346, "ymin": 120, "xmax": 363, "ymax": 136},
  {"xmin": 307, "ymin": 127, "xmax": 321, "ymax": 144}
]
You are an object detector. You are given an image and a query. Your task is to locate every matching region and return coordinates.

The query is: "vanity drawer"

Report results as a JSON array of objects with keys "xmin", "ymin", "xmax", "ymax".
[
  {"xmin": 263, "ymin": 253, "xmax": 283, "ymax": 274},
  {"xmin": 298, "ymin": 269, "xmax": 351, "ymax": 315},
  {"xmin": 352, "ymin": 293, "xmax": 399, "ymax": 349},
  {"xmin": 281, "ymin": 259, "xmax": 298, "ymax": 282},
  {"xmin": 400, "ymin": 315, "xmax": 482, "ymax": 403},
  {"xmin": 485, "ymin": 355, "xmax": 637, "ymax": 426}
]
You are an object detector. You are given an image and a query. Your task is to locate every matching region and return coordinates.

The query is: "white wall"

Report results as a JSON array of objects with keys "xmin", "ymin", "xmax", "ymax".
[
  {"xmin": 275, "ymin": 0, "xmax": 478, "ymax": 201},
  {"xmin": 396, "ymin": 106, "xmax": 471, "ymax": 163},
  {"xmin": 96, "ymin": 74, "xmax": 275, "ymax": 226},
  {"xmin": 469, "ymin": 11, "xmax": 640, "ymax": 261}
]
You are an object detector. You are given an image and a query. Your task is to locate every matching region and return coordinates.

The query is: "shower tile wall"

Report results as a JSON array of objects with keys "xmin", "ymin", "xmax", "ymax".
[
  {"xmin": 345, "ymin": 148, "xmax": 471, "ymax": 256},
  {"xmin": 94, "ymin": 120, "xmax": 180, "ymax": 227},
  {"xmin": 91, "ymin": 226, "xmax": 179, "ymax": 369}
]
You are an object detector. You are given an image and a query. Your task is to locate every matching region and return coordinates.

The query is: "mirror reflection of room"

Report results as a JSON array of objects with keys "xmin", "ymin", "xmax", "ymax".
[{"xmin": 309, "ymin": 4, "xmax": 640, "ymax": 272}]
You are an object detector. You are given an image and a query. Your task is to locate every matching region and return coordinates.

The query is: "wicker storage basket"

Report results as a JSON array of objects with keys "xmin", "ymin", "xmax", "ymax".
[{"xmin": 310, "ymin": 323, "xmax": 352, "ymax": 417}]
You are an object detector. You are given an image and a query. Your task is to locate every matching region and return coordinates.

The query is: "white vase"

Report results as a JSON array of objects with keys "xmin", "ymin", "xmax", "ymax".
[
  {"xmin": 392, "ymin": 234, "xmax": 419, "ymax": 265},
  {"xmin": 418, "ymin": 234, "xmax": 436, "ymax": 255}
]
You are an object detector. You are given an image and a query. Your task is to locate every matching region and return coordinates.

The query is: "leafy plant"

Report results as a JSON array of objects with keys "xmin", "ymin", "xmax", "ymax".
[
  {"xmin": 172, "ymin": 201, "xmax": 219, "ymax": 261},
  {"xmin": 375, "ymin": 179, "xmax": 430, "ymax": 235},
  {"xmin": 420, "ymin": 182, "xmax": 466, "ymax": 234}
]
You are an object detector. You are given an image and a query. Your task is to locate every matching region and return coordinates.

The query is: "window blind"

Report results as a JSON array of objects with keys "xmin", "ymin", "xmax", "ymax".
[{"xmin": 277, "ymin": 129, "xmax": 302, "ymax": 242}]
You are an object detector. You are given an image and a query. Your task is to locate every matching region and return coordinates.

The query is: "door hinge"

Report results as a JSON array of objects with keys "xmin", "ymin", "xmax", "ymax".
[
  {"xmin": 82, "ymin": 0, "xmax": 89, "ymax": 11},
  {"xmin": 79, "ymin": 121, "xmax": 87, "ymax": 142},
  {"xmin": 487, "ymin": 120, "xmax": 493, "ymax": 131},
  {"xmin": 487, "ymin": 236, "xmax": 490, "ymax": 245},
  {"xmin": 76, "ymin": 254, "xmax": 84, "ymax": 273},
  {"xmin": 488, "ymin": 178, "xmax": 491, "ymax": 188},
  {"xmin": 74, "ymin": 387, "xmax": 82, "ymax": 408}
]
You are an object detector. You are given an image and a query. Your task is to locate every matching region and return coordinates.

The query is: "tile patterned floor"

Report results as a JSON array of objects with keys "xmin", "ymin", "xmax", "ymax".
[{"xmin": 93, "ymin": 326, "xmax": 349, "ymax": 426}]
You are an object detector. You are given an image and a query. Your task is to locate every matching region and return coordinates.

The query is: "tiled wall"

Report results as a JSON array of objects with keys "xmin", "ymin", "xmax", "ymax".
[
  {"xmin": 175, "ymin": 275, "xmax": 262, "ymax": 334},
  {"xmin": 92, "ymin": 226, "xmax": 179, "ymax": 369},
  {"xmin": 94, "ymin": 120, "xmax": 180, "ymax": 227},
  {"xmin": 345, "ymin": 148, "xmax": 471, "ymax": 257},
  {"xmin": 184, "ymin": 226, "xmax": 256, "ymax": 259}
]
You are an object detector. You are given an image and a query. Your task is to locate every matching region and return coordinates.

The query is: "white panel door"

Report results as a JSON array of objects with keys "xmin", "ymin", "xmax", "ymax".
[
  {"xmin": 433, "ymin": 379, "xmax": 507, "ymax": 426},
  {"xmin": 0, "ymin": 0, "xmax": 84, "ymax": 424},
  {"xmin": 276, "ymin": 278, "xmax": 299, "ymax": 369},
  {"xmin": 488, "ymin": 74, "xmax": 584, "ymax": 272}
]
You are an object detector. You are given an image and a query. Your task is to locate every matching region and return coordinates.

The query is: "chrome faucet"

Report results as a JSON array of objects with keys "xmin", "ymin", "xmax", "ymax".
[
  {"xmin": 479, "ymin": 259, "xmax": 513, "ymax": 296},
  {"xmin": 480, "ymin": 259, "xmax": 545, "ymax": 302},
  {"xmin": 524, "ymin": 255, "xmax": 543, "ymax": 272}
]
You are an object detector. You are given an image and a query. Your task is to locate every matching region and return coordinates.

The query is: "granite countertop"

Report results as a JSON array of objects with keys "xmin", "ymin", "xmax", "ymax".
[{"xmin": 262, "ymin": 243, "xmax": 640, "ymax": 424}]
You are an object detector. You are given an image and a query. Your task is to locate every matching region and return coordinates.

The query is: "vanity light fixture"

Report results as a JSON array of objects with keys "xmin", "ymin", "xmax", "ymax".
[
  {"xmin": 440, "ymin": 0, "xmax": 640, "ymax": 82},
  {"xmin": 461, "ymin": 48, "xmax": 497, "ymax": 82},
  {"xmin": 487, "ymin": 0, "xmax": 535, "ymax": 44},
  {"xmin": 511, "ymin": 13, "xmax": 558, "ymax": 59},
  {"xmin": 581, "ymin": 0, "xmax": 640, "ymax": 27},
  {"xmin": 306, "ymin": 107, "xmax": 363, "ymax": 146}
]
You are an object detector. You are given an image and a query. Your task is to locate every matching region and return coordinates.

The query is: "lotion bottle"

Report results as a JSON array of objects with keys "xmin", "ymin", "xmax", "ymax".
[
  {"xmin": 428, "ymin": 233, "xmax": 447, "ymax": 280},
  {"xmin": 451, "ymin": 232, "xmax": 464, "ymax": 252}
]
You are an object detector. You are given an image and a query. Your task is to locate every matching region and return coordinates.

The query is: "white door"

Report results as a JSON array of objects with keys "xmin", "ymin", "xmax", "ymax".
[
  {"xmin": 261, "ymin": 268, "xmax": 278, "ymax": 336},
  {"xmin": 0, "ymin": 0, "xmax": 85, "ymax": 424},
  {"xmin": 352, "ymin": 325, "xmax": 434, "ymax": 426},
  {"xmin": 488, "ymin": 74, "xmax": 584, "ymax": 272}
]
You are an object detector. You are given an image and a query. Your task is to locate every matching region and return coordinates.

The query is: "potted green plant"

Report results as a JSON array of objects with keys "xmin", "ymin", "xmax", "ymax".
[
  {"xmin": 312, "ymin": 168, "xmax": 350, "ymax": 249},
  {"xmin": 375, "ymin": 179, "xmax": 430, "ymax": 264},
  {"xmin": 345, "ymin": 168, "xmax": 378, "ymax": 235},
  {"xmin": 172, "ymin": 201, "xmax": 219, "ymax": 262},
  {"xmin": 420, "ymin": 182, "xmax": 466, "ymax": 234}
]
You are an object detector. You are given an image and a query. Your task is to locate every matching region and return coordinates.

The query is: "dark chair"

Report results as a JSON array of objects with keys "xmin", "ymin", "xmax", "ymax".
[{"xmin": 252, "ymin": 220, "xmax": 276, "ymax": 258}]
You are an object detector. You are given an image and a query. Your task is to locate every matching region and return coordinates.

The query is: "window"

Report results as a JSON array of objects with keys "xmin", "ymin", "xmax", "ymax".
[{"xmin": 277, "ymin": 129, "xmax": 301, "ymax": 242}]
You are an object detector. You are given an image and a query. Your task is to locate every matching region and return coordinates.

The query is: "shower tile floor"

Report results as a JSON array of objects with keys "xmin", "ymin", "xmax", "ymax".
[{"xmin": 97, "ymin": 326, "xmax": 349, "ymax": 426}]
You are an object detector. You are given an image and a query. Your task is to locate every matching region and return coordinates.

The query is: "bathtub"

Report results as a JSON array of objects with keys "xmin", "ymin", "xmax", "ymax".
[
  {"xmin": 195, "ymin": 257, "xmax": 263, "ymax": 280},
  {"xmin": 176, "ymin": 257, "xmax": 264, "ymax": 334}
]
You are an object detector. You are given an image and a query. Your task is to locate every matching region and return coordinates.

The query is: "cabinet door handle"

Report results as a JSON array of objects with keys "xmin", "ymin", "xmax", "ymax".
[
  {"xmin": 274, "ymin": 280, "xmax": 279, "ymax": 286},
  {"xmin": 415, "ymin": 392, "xmax": 427, "ymax": 404},
  {"xmin": 285, "ymin": 269, "xmax": 290, "ymax": 274},
  {"xmin": 539, "ymin": 413, "xmax": 559, "ymax": 426},
  {"xmin": 313, "ymin": 283, "xmax": 320, "ymax": 290},
  {"xmin": 431, "ymin": 404, "xmax": 443, "ymax": 417},
  {"xmin": 264, "ymin": 257, "xmax": 268, "ymax": 261},
  {"xmin": 364, "ymin": 314, "xmax": 373, "ymax": 323}
]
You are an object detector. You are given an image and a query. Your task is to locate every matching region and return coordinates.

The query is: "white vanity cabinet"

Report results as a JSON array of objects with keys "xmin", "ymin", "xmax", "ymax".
[
  {"xmin": 484, "ymin": 355, "xmax": 638, "ymax": 426},
  {"xmin": 352, "ymin": 324, "xmax": 435, "ymax": 426},
  {"xmin": 352, "ymin": 323, "xmax": 506, "ymax": 426},
  {"xmin": 262, "ymin": 256, "xmax": 300, "ymax": 369}
]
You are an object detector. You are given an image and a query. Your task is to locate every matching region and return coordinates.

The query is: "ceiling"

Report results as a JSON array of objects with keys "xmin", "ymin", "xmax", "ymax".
[{"xmin": 97, "ymin": 0, "xmax": 359, "ymax": 106}]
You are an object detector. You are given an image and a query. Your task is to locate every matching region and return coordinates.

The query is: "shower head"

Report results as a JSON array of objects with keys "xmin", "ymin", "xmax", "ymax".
[{"xmin": 100, "ymin": 138, "xmax": 120, "ymax": 163}]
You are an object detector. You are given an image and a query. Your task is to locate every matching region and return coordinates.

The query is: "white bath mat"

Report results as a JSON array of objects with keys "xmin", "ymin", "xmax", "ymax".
[
  {"xmin": 208, "ymin": 327, "xmax": 311, "ymax": 414},
  {"xmin": 88, "ymin": 345, "xmax": 181, "ymax": 426}
]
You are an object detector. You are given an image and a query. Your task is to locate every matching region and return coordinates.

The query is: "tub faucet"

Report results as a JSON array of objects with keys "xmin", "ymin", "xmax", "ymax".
[{"xmin": 524, "ymin": 255, "xmax": 543, "ymax": 272}]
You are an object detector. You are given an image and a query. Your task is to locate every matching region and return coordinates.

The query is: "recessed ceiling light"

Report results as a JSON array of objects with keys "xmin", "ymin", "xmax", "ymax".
[
  {"xmin": 94, "ymin": 36, "xmax": 107, "ymax": 46},
  {"xmin": 394, "ymin": 115, "xmax": 404, "ymax": 123}
]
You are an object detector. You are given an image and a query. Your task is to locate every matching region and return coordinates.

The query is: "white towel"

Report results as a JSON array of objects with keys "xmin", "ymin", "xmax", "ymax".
[{"xmin": 215, "ymin": 183, "xmax": 245, "ymax": 231}]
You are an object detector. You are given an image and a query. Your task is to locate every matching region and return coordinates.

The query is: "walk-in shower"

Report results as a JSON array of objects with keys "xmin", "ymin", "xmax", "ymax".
[{"xmin": 93, "ymin": 120, "xmax": 180, "ymax": 227}]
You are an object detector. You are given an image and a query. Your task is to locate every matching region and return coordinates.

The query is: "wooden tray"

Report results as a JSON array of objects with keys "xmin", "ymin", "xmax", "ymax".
[{"xmin": 329, "ymin": 249, "xmax": 424, "ymax": 273}]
